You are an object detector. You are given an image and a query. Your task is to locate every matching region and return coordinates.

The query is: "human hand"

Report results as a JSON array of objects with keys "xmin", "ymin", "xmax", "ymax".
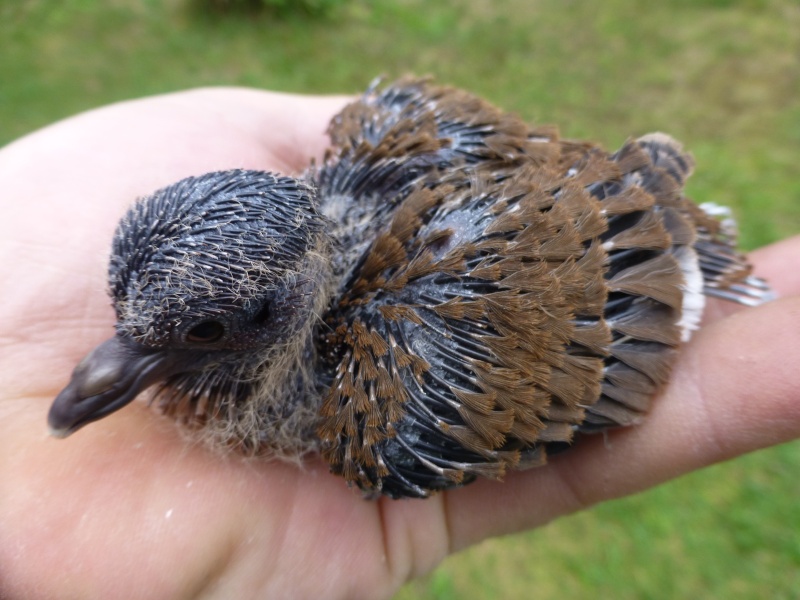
[{"xmin": 1, "ymin": 88, "xmax": 798, "ymax": 599}]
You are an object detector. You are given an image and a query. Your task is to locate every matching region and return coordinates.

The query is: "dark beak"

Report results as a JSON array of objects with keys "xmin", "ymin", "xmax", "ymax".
[{"xmin": 48, "ymin": 336, "xmax": 180, "ymax": 438}]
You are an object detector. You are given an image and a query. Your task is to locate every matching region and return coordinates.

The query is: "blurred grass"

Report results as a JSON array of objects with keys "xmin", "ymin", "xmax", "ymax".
[
  {"xmin": 400, "ymin": 443, "xmax": 800, "ymax": 599},
  {"xmin": 2, "ymin": 0, "xmax": 798, "ymax": 597}
]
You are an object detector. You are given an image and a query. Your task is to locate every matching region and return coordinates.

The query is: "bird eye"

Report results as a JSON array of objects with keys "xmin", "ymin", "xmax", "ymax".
[{"xmin": 186, "ymin": 320, "xmax": 225, "ymax": 343}]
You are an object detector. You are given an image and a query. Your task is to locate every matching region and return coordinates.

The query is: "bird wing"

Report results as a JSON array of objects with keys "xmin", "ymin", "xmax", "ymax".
[
  {"xmin": 313, "ymin": 77, "xmax": 557, "ymax": 290},
  {"xmin": 316, "ymin": 134, "xmax": 701, "ymax": 497},
  {"xmin": 315, "ymin": 80, "xmax": 764, "ymax": 498}
]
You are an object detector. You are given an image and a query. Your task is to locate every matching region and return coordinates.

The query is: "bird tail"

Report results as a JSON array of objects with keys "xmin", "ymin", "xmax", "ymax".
[{"xmin": 634, "ymin": 133, "xmax": 775, "ymax": 307}]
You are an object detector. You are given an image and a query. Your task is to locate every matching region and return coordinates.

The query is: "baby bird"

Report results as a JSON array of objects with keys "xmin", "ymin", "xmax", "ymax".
[{"xmin": 49, "ymin": 78, "xmax": 772, "ymax": 498}]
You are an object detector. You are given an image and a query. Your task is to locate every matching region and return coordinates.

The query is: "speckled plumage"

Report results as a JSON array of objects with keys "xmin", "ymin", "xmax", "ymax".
[{"xmin": 49, "ymin": 78, "xmax": 772, "ymax": 498}]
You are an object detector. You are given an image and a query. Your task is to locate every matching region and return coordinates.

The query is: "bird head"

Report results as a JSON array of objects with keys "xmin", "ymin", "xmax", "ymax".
[{"xmin": 49, "ymin": 170, "xmax": 330, "ymax": 439}]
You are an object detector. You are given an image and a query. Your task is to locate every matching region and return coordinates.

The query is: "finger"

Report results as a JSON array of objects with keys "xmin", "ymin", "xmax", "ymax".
[
  {"xmin": 748, "ymin": 234, "xmax": 800, "ymax": 296},
  {"xmin": 445, "ymin": 295, "xmax": 800, "ymax": 549}
]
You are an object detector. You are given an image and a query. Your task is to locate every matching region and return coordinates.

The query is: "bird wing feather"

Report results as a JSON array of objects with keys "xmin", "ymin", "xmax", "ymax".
[{"xmin": 314, "ymin": 80, "xmax": 766, "ymax": 497}]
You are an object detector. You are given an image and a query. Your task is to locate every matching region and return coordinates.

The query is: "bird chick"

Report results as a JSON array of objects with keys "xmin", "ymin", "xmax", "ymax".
[{"xmin": 49, "ymin": 78, "xmax": 772, "ymax": 498}]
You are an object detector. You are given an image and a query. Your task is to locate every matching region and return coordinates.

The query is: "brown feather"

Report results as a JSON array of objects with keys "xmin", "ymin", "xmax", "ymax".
[
  {"xmin": 569, "ymin": 320, "xmax": 612, "ymax": 355},
  {"xmin": 536, "ymin": 422, "xmax": 575, "ymax": 443},
  {"xmin": 569, "ymin": 149, "xmax": 622, "ymax": 186},
  {"xmin": 612, "ymin": 139, "xmax": 652, "ymax": 174},
  {"xmin": 600, "ymin": 383, "xmax": 653, "ymax": 412},
  {"xmin": 508, "ymin": 420, "xmax": 545, "ymax": 444},
  {"xmin": 456, "ymin": 405, "xmax": 514, "ymax": 448},
  {"xmin": 452, "ymin": 387, "xmax": 498, "ymax": 414},
  {"xmin": 609, "ymin": 253, "xmax": 685, "ymax": 309},
  {"xmin": 446, "ymin": 424, "xmax": 495, "ymax": 455},
  {"xmin": 468, "ymin": 259, "xmax": 502, "ymax": 281},
  {"xmin": 544, "ymin": 403, "xmax": 585, "ymax": 422},
  {"xmin": 610, "ymin": 342, "xmax": 678, "ymax": 386},
  {"xmin": 661, "ymin": 207, "xmax": 697, "ymax": 246},
  {"xmin": 604, "ymin": 210, "xmax": 671, "ymax": 251},
  {"xmin": 585, "ymin": 396, "xmax": 644, "ymax": 425},
  {"xmin": 603, "ymin": 361, "xmax": 658, "ymax": 395},
  {"xmin": 542, "ymin": 368, "xmax": 587, "ymax": 408},
  {"xmin": 610, "ymin": 302, "xmax": 682, "ymax": 345},
  {"xmin": 600, "ymin": 186, "xmax": 656, "ymax": 216}
]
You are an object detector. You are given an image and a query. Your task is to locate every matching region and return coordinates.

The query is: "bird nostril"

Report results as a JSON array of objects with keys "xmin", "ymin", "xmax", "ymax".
[
  {"xmin": 71, "ymin": 342, "xmax": 127, "ymax": 398},
  {"xmin": 75, "ymin": 363, "xmax": 120, "ymax": 398},
  {"xmin": 186, "ymin": 321, "xmax": 225, "ymax": 343}
]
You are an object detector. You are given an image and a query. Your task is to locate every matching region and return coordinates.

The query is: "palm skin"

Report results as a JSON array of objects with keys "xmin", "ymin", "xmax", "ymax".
[{"xmin": 1, "ymin": 88, "xmax": 799, "ymax": 599}]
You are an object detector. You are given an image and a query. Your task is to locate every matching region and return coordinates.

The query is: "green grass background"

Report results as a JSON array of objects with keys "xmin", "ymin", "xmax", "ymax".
[{"xmin": 2, "ymin": 0, "xmax": 798, "ymax": 597}]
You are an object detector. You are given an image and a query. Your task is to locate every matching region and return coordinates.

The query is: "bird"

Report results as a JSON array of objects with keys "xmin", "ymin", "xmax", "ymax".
[{"xmin": 48, "ymin": 77, "xmax": 773, "ymax": 499}]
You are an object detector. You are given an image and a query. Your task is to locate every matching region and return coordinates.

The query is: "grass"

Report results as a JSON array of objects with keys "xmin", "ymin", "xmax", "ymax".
[
  {"xmin": 399, "ymin": 443, "xmax": 800, "ymax": 599},
  {"xmin": 2, "ymin": 0, "xmax": 798, "ymax": 597}
]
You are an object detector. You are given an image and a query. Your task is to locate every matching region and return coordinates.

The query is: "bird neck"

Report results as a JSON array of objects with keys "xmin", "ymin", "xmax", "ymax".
[{"xmin": 191, "ymin": 236, "xmax": 337, "ymax": 460}]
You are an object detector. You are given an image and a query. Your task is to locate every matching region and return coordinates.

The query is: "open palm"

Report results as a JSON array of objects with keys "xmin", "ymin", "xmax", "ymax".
[{"xmin": 1, "ymin": 88, "xmax": 799, "ymax": 599}]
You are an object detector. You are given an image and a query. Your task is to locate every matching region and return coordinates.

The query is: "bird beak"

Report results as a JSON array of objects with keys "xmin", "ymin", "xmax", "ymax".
[{"xmin": 48, "ymin": 336, "xmax": 179, "ymax": 438}]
